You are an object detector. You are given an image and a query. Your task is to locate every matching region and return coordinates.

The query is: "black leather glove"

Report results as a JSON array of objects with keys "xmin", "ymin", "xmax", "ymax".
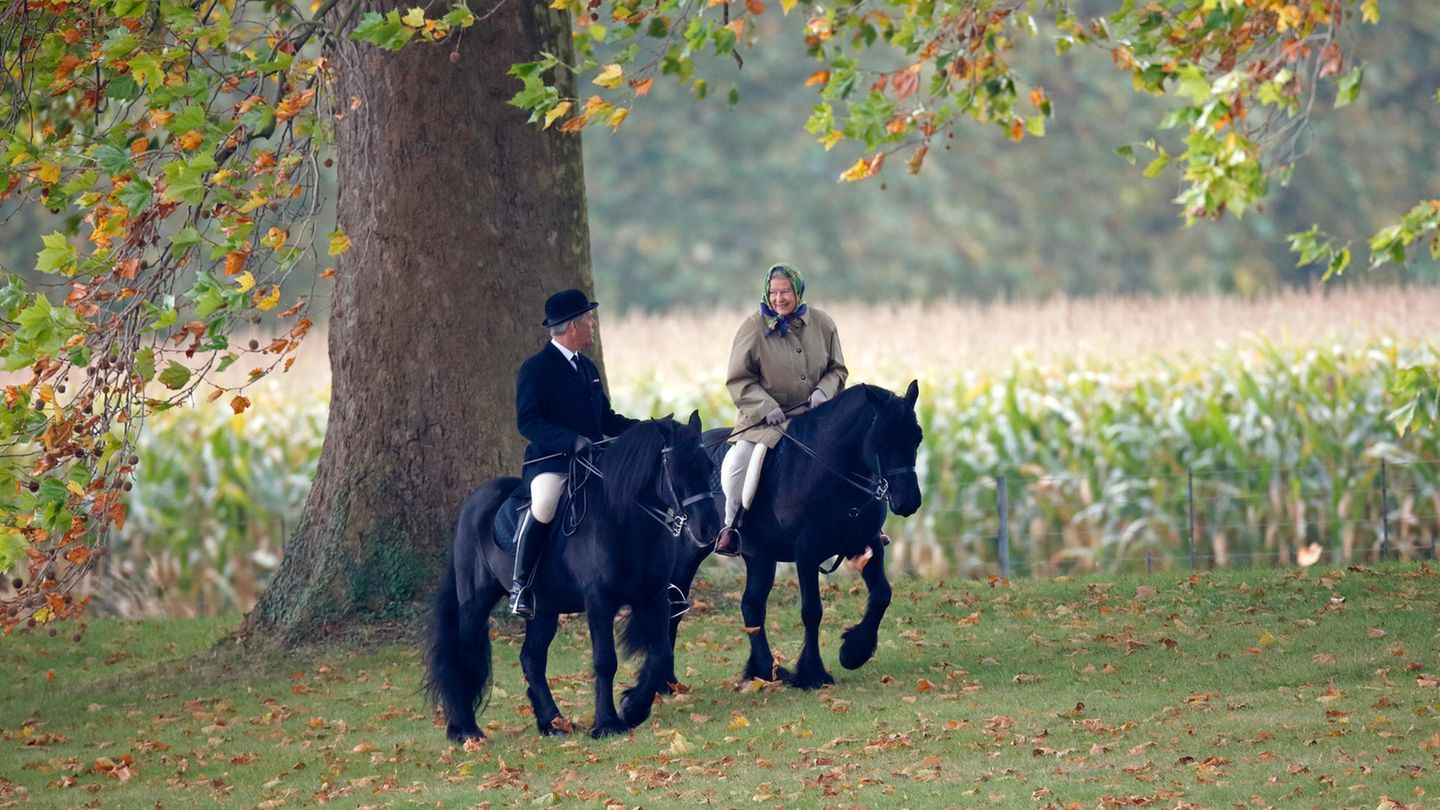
[
  {"xmin": 764, "ymin": 406, "xmax": 786, "ymax": 425},
  {"xmin": 571, "ymin": 434, "xmax": 594, "ymax": 455}
]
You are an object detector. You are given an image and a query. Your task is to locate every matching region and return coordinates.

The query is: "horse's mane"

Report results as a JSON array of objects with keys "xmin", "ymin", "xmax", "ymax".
[
  {"xmin": 597, "ymin": 419, "xmax": 671, "ymax": 514},
  {"xmin": 777, "ymin": 385, "xmax": 890, "ymax": 497}
]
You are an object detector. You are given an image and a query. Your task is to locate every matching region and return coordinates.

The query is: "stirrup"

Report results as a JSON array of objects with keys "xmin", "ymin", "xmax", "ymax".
[
  {"xmin": 509, "ymin": 587, "xmax": 535, "ymax": 619},
  {"xmin": 667, "ymin": 584, "xmax": 691, "ymax": 619},
  {"xmin": 713, "ymin": 526, "xmax": 741, "ymax": 557}
]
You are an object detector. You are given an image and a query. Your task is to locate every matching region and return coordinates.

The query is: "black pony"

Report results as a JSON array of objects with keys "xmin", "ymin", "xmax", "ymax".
[
  {"xmin": 667, "ymin": 382, "xmax": 923, "ymax": 689},
  {"xmin": 424, "ymin": 413, "xmax": 719, "ymax": 741}
]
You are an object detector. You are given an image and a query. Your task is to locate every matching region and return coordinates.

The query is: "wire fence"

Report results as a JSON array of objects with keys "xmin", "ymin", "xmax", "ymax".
[{"xmin": 887, "ymin": 456, "xmax": 1440, "ymax": 579}]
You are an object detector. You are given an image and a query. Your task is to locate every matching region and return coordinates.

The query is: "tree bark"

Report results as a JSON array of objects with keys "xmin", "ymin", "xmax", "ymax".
[{"xmin": 240, "ymin": 0, "xmax": 592, "ymax": 644}]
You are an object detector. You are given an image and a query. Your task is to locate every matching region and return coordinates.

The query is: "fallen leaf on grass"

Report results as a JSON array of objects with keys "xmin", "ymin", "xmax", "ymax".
[
  {"xmin": 1368, "ymin": 627, "xmax": 1388, "ymax": 638},
  {"xmin": 1011, "ymin": 673, "xmax": 1041, "ymax": 684}
]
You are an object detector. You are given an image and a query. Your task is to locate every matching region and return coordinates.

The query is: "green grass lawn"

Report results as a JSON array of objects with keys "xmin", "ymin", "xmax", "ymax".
[{"xmin": 2, "ymin": 563, "xmax": 1438, "ymax": 808}]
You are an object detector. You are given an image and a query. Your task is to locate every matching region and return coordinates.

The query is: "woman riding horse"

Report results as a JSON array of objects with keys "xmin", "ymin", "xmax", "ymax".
[
  {"xmin": 667, "ymin": 381, "xmax": 923, "ymax": 691},
  {"xmin": 717, "ymin": 263, "xmax": 885, "ymax": 560}
]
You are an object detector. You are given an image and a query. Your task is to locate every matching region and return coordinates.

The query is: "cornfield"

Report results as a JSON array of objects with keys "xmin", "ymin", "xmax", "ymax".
[{"xmin": 31, "ymin": 288, "xmax": 1440, "ymax": 615}]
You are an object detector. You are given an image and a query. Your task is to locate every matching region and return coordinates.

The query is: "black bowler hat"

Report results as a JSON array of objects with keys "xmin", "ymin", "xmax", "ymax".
[{"xmin": 541, "ymin": 288, "xmax": 599, "ymax": 327}]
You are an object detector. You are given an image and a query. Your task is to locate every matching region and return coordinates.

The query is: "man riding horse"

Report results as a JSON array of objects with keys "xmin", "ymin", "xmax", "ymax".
[{"xmin": 509, "ymin": 288, "xmax": 637, "ymax": 618}]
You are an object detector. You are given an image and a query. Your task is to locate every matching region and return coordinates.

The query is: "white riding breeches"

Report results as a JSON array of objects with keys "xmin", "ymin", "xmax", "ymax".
[
  {"xmin": 530, "ymin": 473, "xmax": 566, "ymax": 523},
  {"xmin": 720, "ymin": 440, "xmax": 768, "ymax": 525}
]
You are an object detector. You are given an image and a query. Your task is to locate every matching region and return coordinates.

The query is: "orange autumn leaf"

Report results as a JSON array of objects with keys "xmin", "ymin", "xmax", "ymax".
[
  {"xmin": 630, "ymin": 77, "xmax": 654, "ymax": 97},
  {"xmin": 231, "ymin": 395, "xmax": 251, "ymax": 414},
  {"xmin": 744, "ymin": 0, "xmax": 765, "ymax": 14},
  {"xmin": 891, "ymin": 66, "xmax": 920, "ymax": 101},
  {"xmin": 175, "ymin": 130, "xmax": 204, "ymax": 151},
  {"xmin": 275, "ymin": 87, "xmax": 317, "ymax": 122},
  {"xmin": 805, "ymin": 69, "xmax": 830, "ymax": 88},
  {"xmin": 224, "ymin": 249, "xmax": 249, "ymax": 276}
]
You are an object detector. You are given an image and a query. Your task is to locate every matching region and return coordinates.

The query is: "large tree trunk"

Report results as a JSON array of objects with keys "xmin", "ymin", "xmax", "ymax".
[{"xmin": 240, "ymin": 1, "xmax": 591, "ymax": 644}]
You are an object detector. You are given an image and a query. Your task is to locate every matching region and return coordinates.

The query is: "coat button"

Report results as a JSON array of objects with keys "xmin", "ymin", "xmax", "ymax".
[
  {"xmin": 800, "ymin": 374, "xmax": 807, "ymax": 381},
  {"xmin": 795, "ymin": 347, "xmax": 802, "ymax": 353}
]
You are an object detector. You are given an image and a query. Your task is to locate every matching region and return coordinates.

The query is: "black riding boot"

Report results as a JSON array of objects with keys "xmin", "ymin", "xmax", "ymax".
[{"xmin": 508, "ymin": 508, "xmax": 546, "ymax": 618}]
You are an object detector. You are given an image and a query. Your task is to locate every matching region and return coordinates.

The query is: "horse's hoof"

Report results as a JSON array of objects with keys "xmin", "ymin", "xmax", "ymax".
[
  {"xmin": 589, "ymin": 720, "xmax": 629, "ymax": 739},
  {"xmin": 789, "ymin": 668, "xmax": 835, "ymax": 690},
  {"xmin": 838, "ymin": 631, "xmax": 878, "ymax": 670},
  {"xmin": 537, "ymin": 714, "xmax": 574, "ymax": 736},
  {"xmin": 619, "ymin": 690, "xmax": 655, "ymax": 727},
  {"xmin": 446, "ymin": 724, "xmax": 484, "ymax": 744}
]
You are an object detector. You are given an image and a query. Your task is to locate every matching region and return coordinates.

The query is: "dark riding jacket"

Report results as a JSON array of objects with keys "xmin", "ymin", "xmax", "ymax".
[{"xmin": 517, "ymin": 342, "xmax": 637, "ymax": 485}]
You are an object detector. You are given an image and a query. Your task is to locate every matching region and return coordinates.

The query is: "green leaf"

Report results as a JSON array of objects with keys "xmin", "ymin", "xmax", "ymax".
[
  {"xmin": 36, "ymin": 233, "xmax": 78, "ymax": 275},
  {"xmin": 142, "ymin": 296, "xmax": 177, "ymax": 332},
  {"xmin": 170, "ymin": 226, "xmax": 202, "ymax": 249},
  {"xmin": 117, "ymin": 177, "xmax": 153, "ymax": 214},
  {"xmin": 350, "ymin": 10, "xmax": 418, "ymax": 50},
  {"xmin": 158, "ymin": 361, "xmax": 191, "ymax": 390},
  {"xmin": 1141, "ymin": 149, "xmax": 1169, "ymax": 179},
  {"xmin": 0, "ymin": 530, "xmax": 26, "ymax": 577},
  {"xmin": 1173, "ymin": 65, "xmax": 1210, "ymax": 104},
  {"xmin": 167, "ymin": 104, "xmax": 208, "ymax": 135},
  {"xmin": 1115, "ymin": 145, "xmax": 1135, "ymax": 164},
  {"xmin": 94, "ymin": 143, "xmax": 132, "ymax": 173},
  {"xmin": 1334, "ymin": 67, "xmax": 1363, "ymax": 109},
  {"xmin": 135, "ymin": 348, "xmax": 155, "ymax": 382}
]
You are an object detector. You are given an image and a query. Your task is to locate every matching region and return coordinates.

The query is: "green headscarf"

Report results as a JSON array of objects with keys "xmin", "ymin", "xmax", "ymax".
[
  {"xmin": 762, "ymin": 262, "xmax": 805, "ymax": 308},
  {"xmin": 760, "ymin": 262, "xmax": 807, "ymax": 336}
]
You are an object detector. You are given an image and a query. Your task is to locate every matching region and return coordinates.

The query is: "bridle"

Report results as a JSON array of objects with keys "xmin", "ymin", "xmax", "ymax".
[{"xmin": 777, "ymin": 414, "xmax": 916, "ymax": 512}]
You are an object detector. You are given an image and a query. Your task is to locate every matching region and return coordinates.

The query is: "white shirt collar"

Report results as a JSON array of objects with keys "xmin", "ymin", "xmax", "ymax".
[{"xmin": 551, "ymin": 339, "xmax": 579, "ymax": 365}]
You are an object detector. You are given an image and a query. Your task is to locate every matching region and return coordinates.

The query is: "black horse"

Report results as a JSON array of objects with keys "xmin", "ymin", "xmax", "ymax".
[
  {"xmin": 423, "ymin": 413, "xmax": 719, "ymax": 741},
  {"xmin": 666, "ymin": 382, "xmax": 923, "ymax": 690}
]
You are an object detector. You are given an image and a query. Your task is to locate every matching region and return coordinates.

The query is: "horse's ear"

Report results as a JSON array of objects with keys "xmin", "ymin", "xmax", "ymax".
[
  {"xmin": 688, "ymin": 410, "xmax": 702, "ymax": 433},
  {"xmin": 660, "ymin": 412, "xmax": 674, "ymax": 422},
  {"xmin": 904, "ymin": 379, "xmax": 919, "ymax": 407}
]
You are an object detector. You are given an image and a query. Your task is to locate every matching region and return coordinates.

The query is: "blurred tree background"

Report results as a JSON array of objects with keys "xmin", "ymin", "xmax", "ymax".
[
  {"xmin": 2, "ymin": 1, "xmax": 1436, "ymax": 312},
  {"xmin": 587, "ymin": 0, "xmax": 1440, "ymax": 310}
]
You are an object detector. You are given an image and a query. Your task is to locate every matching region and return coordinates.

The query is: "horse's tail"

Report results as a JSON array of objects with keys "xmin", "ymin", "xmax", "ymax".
[
  {"xmin": 423, "ymin": 483, "xmax": 512, "ymax": 743},
  {"xmin": 619, "ymin": 586, "xmax": 673, "ymax": 660}
]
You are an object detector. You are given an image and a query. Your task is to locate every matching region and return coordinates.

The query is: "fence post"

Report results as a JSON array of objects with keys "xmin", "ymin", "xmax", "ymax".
[
  {"xmin": 1187, "ymin": 467, "xmax": 1196, "ymax": 571},
  {"xmin": 1379, "ymin": 459, "xmax": 1389, "ymax": 561},
  {"xmin": 997, "ymin": 475, "xmax": 1010, "ymax": 580}
]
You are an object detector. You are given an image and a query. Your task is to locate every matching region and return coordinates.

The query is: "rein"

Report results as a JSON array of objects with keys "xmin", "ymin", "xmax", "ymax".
[
  {"xmin": 776, "ymin": 422, "xmax": 915, "ymax": 509},
  {"xmin": 570, "ymin": 447, "xmax": 710, "ymax": 540}
]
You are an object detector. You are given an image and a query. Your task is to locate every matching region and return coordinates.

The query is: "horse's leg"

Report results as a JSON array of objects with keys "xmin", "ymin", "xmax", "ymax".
[
  {"xmin": 424, "ymin": 557, "xmax": 505, "ymax": 744},
  {"xmin": 741, "ymin": 557, "xmax": 786, "ymax": 682},
  {"xmin": 659, "ymin": 544, "xmax": 708, "ymax": 694},
  {"xmin": 519, "ymin": 612, "xmax": 565, "ymax": 735},
  {"xmin": 839, "ymin": 535, "xmax": 892, "ymax": 670},
  {"xmin": 789, "ymin": 560, "xmax": 835, "ymax": 689},
  {"xmin": 619, "ymin": 588, "xmax": 672, "ymax": 728},
  {"xmin": 585, "ymin": 595, "xmax": 628, "ymax": 738}
]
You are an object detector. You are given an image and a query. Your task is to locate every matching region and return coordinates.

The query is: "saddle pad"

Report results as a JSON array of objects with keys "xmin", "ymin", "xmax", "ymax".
[
  {"xmin": 491, "ymin": 493, "xmax": 529, "ymax": 555},
  {"xmin": 490, "ymin": 490, "xmax": 575, "ymax": 555},
  {"xmin": 706, "ymin": 434, "xmax": 728, "ymax": 496}
]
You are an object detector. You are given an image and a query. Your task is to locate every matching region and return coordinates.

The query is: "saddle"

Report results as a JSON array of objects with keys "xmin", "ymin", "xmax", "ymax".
[{"xmin": 490, "ymin": 488, "xmax": 575, "ymax": 555}]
